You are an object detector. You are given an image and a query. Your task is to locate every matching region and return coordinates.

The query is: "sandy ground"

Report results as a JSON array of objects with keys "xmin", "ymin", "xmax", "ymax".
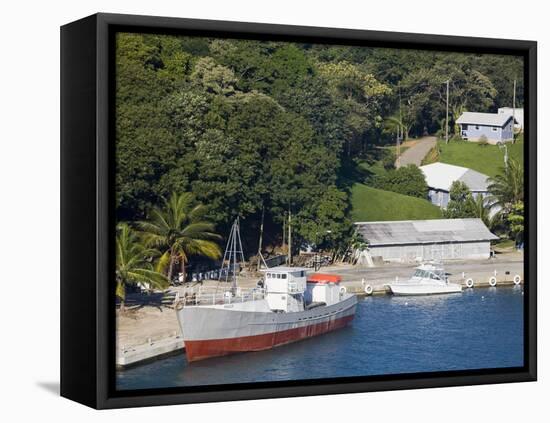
[
  {"xmin": 116, "ymin": 273, "xmax": 262, "ymax": 350},
  {"xmin": 116, "ymin": 307, "xmax": 182, "ymax": 351}
]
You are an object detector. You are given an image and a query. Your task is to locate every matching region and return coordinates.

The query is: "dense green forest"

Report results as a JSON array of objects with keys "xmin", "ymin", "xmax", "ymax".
[{"xmin": 115, "ymin": 32, "xmax": 524, "ymax": 257}]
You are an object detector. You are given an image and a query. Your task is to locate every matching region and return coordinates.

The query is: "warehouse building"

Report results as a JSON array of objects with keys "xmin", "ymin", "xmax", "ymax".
[{"xmin": 355, "ymin": 218, "xmax": 498, "ymax": 263}]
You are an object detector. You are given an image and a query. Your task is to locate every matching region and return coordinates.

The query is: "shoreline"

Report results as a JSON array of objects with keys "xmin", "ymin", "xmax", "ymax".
[{"xmin": 116, "ymin": 255, "xmax": 524, "ymax": 369}]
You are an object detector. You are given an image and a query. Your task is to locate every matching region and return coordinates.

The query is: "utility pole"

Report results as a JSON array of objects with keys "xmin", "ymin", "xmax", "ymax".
[
  {"xmin": 256, "ymin": 206, "xmax": 265, "ymax": 271},
  {"xmin": 445, "ymin": 80, "xmax": 450, "ymax": 144},
  {"xmin": 282, "ymin": 211, "xmax": 286, "ymax": 250},
  {"xmin": 397, "ymin": 84, "xmax": 402, "ymax": 164},
  {"xmin": 498, "ymin": 143, "xmax": 509, "ymax": 169},
  {"xmin": 287, "ymin": 207, "xmax": 292, "ymax": 265},
  {"xmin": 396, "ymin": 129, "xmax": 401, "ymax": 168},
  {"xmin": 512, "ymin": 79, "xmax": 517, "ymax": 144}
]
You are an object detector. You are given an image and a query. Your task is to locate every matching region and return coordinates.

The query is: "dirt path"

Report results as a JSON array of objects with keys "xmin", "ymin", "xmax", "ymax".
[{"xmin": 396, "ymin": 136, "xmax": 437, "ymax": 167}]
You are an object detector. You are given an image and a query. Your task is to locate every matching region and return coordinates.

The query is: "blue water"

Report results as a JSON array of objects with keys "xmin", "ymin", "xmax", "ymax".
[{"xmin": 116, "ymin": 287, "xmax": 524, "ymax": 390}]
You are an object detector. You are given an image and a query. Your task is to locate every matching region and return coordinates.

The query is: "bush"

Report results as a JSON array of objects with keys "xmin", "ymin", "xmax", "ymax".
[
  {"xmin": 374, "ymin": 164, "xmax": 428, "ymax": 199},
  {"xmin": 478, "ymin": 134, "xmax": 489, "ymax": 146},
  {"xmin": 477, "ymin": 134, "xmax": 489, "ymax": 147},
  {"xmin": 381, "ymin": 151, "xmax": 396, "ymax": 170}
]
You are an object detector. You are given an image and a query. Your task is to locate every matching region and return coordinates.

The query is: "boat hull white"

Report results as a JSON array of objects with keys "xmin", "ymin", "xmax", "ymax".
[{"xmin": 388, "ymin": 283, "xmax": 462, "ymax": 296}]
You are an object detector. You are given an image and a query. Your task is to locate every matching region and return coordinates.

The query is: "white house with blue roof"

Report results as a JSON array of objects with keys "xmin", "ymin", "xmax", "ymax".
[{"xmin": 456, "ymin": 111, "xmax": 516, "ymax": 144}]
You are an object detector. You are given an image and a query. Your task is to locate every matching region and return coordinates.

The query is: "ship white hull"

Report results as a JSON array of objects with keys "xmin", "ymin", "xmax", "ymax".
[
  {"xmin": 177, "ymin": 294, "xmax": 357, "ymax": 362},
  {"xmin": 388, "ymin": 283, "xmax": 462, "ymax": 296}
]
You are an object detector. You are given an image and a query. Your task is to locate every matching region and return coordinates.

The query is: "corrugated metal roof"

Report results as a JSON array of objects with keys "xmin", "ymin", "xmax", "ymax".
[
  {"xmin": 420, "ymin": 162, "xmax": 489, "ymax": 192},
  {"xmin": 355, "ymin": 218, "xmax": 498, "ymax": 246},
  {"xmin": 456, "ymin": 111, "xmax": 513, "ymax": 127}
]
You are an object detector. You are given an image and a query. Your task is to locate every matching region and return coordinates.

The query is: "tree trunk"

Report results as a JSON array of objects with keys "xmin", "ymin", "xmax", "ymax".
[
  {"xmin": 167, "ymin": 250, "xmax": 175, "ymax": 283},
  {"xmin": 180, "ymin": 257, "xmax": 186, "ymax": 283},
  {"xmin": 116, "ymin": 278, "xmax": 126, "ymax": 313}
]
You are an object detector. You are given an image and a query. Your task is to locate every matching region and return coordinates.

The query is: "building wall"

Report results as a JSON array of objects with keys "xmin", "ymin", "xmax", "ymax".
[
  {"xmin": 498, "ymin": 108, "xmax": 524, "ymax": 129},
  {"xmin": 428, "ymin": 189, "xmax": 487, "ymax": 209},
  {"xmin": 428, "ymin": 189, "xmax": 450, "ymax": 208},
  {"xmin": 460, "ymin": 121, "xmax": 513, "ymax": 143},
  {"xmin": 369, "ymin": 241, "xmax": 491, "ymax": 262}
]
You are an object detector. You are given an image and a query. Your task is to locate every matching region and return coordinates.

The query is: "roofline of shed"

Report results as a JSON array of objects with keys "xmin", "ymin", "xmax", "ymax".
[
  {"xmin": 354, "ymin": 218, "xmax": 485, "ymax": 225},
  {"xmin": 367, "ymin": 238, "xmax": 499, "ymax": 247}
]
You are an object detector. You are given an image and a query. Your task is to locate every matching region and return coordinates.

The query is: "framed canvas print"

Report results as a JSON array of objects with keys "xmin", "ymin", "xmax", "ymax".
[{"xmin": 60, "ymin": 13, "xmax": 537, "ymax": 409}]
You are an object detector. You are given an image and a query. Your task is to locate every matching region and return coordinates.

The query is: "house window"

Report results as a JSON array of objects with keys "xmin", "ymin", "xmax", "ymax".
[
  {"xmin": 461, "ymin": 124, "xmax": 468, "ymax": 130},
  {"xmin": 492, "ymin": 127, "xmax": 498, "ymax": 132},
  {"xmin": 475, "ymin": 125, "xmax": 480, "ymax": 130}
]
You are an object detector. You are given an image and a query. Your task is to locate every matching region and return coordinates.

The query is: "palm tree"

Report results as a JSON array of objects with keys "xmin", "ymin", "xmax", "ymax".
[
  {"xmin": 487, "ymin": 158, "xmax": 524, "ymax": 214},
  {"xmin": 138, "ymin": 192, "xmax": 222, "ymax": 282},
  {"xmin": 469, "ymin": 194, "xmax": 494, "ymax": 229},
  {"xmin": 384, "ymin": 114, "xmax": 412, "ymax": 141},
  {"xmin": 116, "ymin": 223, "xmax": 169, "ymax": 311}
]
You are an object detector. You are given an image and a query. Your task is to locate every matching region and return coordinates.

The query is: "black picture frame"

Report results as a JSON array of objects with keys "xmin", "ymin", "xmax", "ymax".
[{"xmin": 61, "ymin": 12, "xmax": 537, "ymax": 409}]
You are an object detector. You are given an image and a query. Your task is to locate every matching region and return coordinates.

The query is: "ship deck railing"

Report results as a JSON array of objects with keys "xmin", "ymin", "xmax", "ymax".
[{"xmin": 181, "ymin": 287, "xmax": 266, "ymax": 306}]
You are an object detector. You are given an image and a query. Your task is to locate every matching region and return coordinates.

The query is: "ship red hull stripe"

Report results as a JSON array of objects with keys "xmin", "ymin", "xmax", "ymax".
[{"xmin": 185, "ymin": 314, "xmax": 355, "ymax": 362}]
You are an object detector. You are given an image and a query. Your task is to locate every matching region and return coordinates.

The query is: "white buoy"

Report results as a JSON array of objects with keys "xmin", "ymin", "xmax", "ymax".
[
  {"xmin": 364, "ymin": 284, "xmax": 373, "ymax": 295},
  {"xmin": 489, "ymin": 276, "xmax": 497, "ymax": 287},
  {"xmin": 466, "ymin": 278, "xmax": 474, "ymax": 288},
  {"xmin": 513, "ymin": 274, "xmax": 522, "ymax": 285}
]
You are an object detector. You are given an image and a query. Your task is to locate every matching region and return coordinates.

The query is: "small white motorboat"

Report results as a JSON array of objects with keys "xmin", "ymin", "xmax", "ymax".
[{"xmin": 387, "ymin": 262, "xmax": 462, "ymax": 296}]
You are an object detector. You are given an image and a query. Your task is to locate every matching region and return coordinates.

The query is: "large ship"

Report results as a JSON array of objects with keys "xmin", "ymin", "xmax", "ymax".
[{"xmin": 176, "ymin": 267, "xmax": 357, "ymax": 362}]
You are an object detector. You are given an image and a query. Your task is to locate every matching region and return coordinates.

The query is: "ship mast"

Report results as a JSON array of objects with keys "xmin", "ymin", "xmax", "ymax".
[{"xmin": 219, "ymin": 217, "xmax": 245, "ymax": 294}]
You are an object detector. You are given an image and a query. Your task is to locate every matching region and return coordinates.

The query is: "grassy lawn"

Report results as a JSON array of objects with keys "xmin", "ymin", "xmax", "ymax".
[
  {"xmin": 351, "ymin": 184, "xmax": 442, "ymax": 222},
  {"xmin": 435, "ymin": 135, "xmax": 524, "ymax": 177}
]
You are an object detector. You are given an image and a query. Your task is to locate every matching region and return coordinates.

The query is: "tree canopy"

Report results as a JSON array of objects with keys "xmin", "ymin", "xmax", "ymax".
[{"xmin": 115, "ymin": 33, "xmax": 524, "ymax": 254}]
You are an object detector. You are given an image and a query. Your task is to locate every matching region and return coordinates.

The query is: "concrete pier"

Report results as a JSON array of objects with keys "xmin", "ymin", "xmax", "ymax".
[{"xmin": 117, "ymin": 335, "xmax": 185, "ymax": 368}]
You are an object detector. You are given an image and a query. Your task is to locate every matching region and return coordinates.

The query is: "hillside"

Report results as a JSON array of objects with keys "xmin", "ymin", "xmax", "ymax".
[
  {"xmin": 351, "ymin": 184, "xmax": 442, "ymax": 222},
  {"xmin": 433, "ymin": 136, "xmax": 524, "ymax": 177}
]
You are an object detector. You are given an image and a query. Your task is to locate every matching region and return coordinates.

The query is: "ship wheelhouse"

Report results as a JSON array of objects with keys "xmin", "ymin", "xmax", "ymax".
[
  {"xmin": 261, "ymin": 267, "xmax": 347, "ymax": 313},
  {"xmin": 262, "ymin": 267, "xmax": 308, "ymax": 312}
]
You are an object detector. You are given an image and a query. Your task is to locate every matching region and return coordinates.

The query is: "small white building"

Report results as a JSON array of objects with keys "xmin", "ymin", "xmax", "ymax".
[
  {"xmin": 355, "ymin": 218, "xmax": 498, "ymax": 262},
  {"xmin": 498, "ymin": 107, "xmax": 524, "ymax": 131},
  {"xmin": 419, "ymin": 162, "xmax": 490, "ymax": 209}
]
